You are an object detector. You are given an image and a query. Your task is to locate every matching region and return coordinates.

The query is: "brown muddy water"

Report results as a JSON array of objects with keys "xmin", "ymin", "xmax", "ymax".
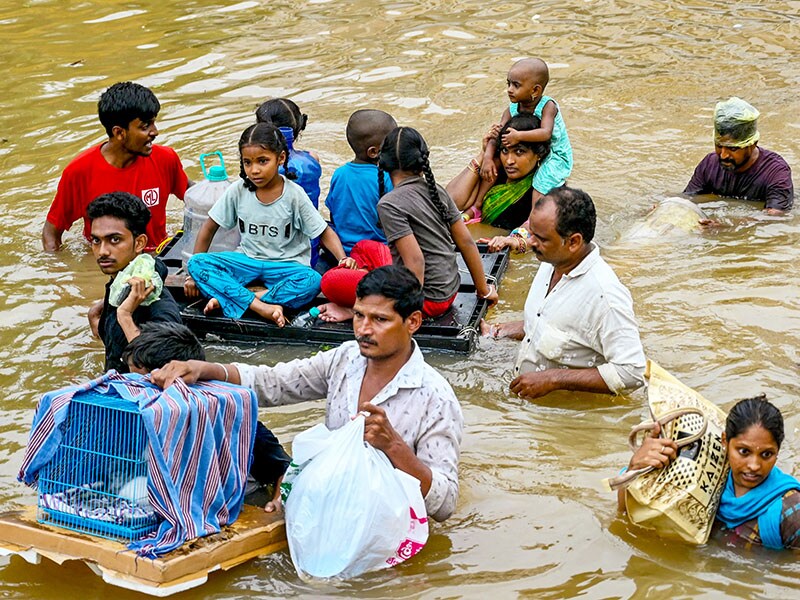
[{"xmin": 1, "ymin": 1, "xmax": 799, "ymax": 598}]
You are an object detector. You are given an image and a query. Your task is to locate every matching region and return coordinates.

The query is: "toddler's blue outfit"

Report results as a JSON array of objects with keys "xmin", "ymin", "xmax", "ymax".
[{"xmin": 510, "ymin": 95, "xmax": 573, "ymax": 194}]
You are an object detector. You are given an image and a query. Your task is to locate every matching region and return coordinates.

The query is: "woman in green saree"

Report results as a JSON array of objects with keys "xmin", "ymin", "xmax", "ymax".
[{"xmin": 447, "ymin": 113, "xmax": 551, "ymax": 250}]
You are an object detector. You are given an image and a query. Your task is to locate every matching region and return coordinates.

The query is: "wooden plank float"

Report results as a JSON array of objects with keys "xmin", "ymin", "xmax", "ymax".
[{"xmin": 0, "ymin": 505, "xmax": 286, "ymax": 597}]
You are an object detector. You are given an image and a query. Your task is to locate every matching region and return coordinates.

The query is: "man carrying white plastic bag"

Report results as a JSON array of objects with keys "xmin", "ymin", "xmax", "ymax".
[
  {"xmin": 152, "ymin": 266, "xmax": 464, "ymax": 578},
  {"xmin": 283, "ymin": 414, "xmax": 429, "ymax": 578}
]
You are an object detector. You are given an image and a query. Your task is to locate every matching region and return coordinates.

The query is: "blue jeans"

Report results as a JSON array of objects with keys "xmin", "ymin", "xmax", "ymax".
[{"xmin": 187, "ymin": 252, "xmax": 321, "ymax": 319}]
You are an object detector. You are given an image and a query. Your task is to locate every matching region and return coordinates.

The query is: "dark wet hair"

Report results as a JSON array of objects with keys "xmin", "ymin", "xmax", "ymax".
[
  {"xmin": 534, "ymin": 186, "xmax": 596, "ymax": 244},
  {"xmin": 87, "ymin": 191, "xmax": 151, "ymax": 237},
  {"xmin": 378, "ymin": 127, "xmax": 450, "ymax": 226},
  {"xmin": 346, "ymin": 109, "xmax": 398, "ymax": 161},
  {"xmin": 122, "ymin": 322, "xmax": 205, "ymax": 372},
  {"xmin": 238, "ymin": 122, "xmax": 294, "ymax": 191},
  {"xmin": 498, "ymin": 112, "xmax": 551, "ymax": 164},
  {"xmin": 98, "ymin": 82, "xmax": 160, "ymax": 137},
  {"xmin": 356, "ymin": 265, "xmax": 424, "ymax": 320},
  {"xmin": 255, "ymin": 98, "xmax": 308, "ymax": 139},
  {"xmin": 725, "ymin": 395, "xmax": 784, "ymax": 449}
]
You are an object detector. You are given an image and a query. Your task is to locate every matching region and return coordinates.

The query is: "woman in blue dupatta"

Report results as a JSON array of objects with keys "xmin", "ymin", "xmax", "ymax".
[
  {"xmin": 626, "ymin": 396, "xmax": 800, "ymax": 549},
  {"xmin": 447, "ymin": 113, "xmax": 550, "ymax": 251}
]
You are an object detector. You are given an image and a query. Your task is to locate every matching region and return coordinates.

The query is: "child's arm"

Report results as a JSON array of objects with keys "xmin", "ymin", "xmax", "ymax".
[
  {"xmin": 480, "ymin": 108, "xmax": 511, "ymax": 181},
  {"xmin": 450, "ymin": 220, "xmax": 498, "ymax": 304},
  {"xmin": 193, "ymin": 218, "xmax": 220, "ymax": 254},
  {"xmin": 319, "ymin": 226, "xmax": 357, "ymax": 269},
  {"xmin": 501, "ymin": 100, "xmax": 557, "ymax": 146},
  {"xmin": 393, "ymin": 234, "xmax": 425, "ymax": 285},
  {"xmin": 184, "ymin": 218, "xmax": 220, "ymax": 298}
]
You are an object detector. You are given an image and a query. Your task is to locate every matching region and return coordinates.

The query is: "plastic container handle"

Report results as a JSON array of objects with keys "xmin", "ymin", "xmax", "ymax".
[{"xmin": 199, "ymin": 151, "xmax": 227, "ymax": 180}]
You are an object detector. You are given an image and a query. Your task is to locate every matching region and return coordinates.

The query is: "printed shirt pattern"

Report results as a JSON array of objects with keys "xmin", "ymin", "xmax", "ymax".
[{"xmin": 236, "ymin": 340, "xmax": 464, "ymax": 522}]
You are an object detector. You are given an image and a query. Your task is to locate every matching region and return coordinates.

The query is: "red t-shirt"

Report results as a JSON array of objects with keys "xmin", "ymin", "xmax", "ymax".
[{"xmin": 46, "ymin": 143, "xmax": 189, "ymax": 250}]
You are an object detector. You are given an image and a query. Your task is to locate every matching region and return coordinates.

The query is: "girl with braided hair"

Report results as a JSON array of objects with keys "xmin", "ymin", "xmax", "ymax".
[
  {"xmin": 375, "ymin": 126, "xmax": 498, "ymax": 315},
  {"xmin": 184, "ymin": 122, "xmax": 354, "ymax": 327},
  {"xmin": 318, "ymin": 126, "xmax": 498, "ymax": 322}
]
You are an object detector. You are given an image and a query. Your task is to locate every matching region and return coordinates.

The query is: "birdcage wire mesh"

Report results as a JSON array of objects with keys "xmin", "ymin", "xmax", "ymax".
[{"xmin": 37, "ymin": 391, "xmax": 160, "ymax": 542}]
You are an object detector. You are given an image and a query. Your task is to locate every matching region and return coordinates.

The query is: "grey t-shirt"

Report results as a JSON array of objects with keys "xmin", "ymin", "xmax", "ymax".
[
  {"xmin": 377, "ymin": 176, "xmax": 461, "ymax": 302},
  {"xmin": 209, "ymin": 177, "xmax": 327, "ymax": 266}
]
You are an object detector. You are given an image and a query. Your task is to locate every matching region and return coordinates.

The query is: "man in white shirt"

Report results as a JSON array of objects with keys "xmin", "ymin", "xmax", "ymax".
[
  {"xmin": 483, "ymin": 186, "xmax": 646, "ymax": 399},
  {"xmin": 152, "ymin": 265, "xmax": 463, "ymax": 522}
]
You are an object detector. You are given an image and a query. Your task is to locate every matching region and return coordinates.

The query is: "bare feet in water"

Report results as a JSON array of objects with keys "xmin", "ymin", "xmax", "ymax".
[{"xmin": 317, "ymin": 302, "xmax": 355, "ymax": 323}]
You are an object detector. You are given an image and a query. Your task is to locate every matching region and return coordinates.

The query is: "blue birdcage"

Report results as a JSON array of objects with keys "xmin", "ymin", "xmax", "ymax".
[{"xmin": 36, "ymin": 390, "xmax": 161, "ymax": 542}]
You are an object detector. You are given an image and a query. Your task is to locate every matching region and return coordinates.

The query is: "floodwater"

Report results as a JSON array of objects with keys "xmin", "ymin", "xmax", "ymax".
[{"xmin": 1, "ymin": 0, "xmax": 799, "ymax": 597}]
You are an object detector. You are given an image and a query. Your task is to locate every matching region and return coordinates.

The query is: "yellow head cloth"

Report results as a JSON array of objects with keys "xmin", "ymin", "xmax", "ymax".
[{"xmin": 713, "ymin": 97, "xmax": 759, "ymax": 148}]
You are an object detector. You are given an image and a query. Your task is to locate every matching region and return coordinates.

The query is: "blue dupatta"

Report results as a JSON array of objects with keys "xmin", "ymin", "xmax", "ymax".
[{"xmin": 716, "ymin": 466, "xmax": 800, "ymax": 549}]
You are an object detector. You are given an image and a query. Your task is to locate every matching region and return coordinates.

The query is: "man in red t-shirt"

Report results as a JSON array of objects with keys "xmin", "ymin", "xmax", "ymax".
[{"xmin": 42, "ymin": 81, "xmax": 189, "ymax": 252}]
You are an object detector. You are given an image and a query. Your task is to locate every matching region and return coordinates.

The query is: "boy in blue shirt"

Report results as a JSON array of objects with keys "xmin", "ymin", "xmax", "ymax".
[{"xmin": 318, "ymin": 109, "xmax": 397, "ymax": 273}]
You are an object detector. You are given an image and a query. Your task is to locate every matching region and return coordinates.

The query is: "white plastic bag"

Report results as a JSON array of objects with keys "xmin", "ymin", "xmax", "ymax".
[{"xmin": 284, "ymin": 415, "xmax": 429, "ymax": 579}]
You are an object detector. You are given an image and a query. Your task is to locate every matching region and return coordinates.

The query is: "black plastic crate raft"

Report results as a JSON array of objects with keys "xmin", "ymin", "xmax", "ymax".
[{"xmin": 36, "ymin": 390, "xmax": 160, "ymax": 542}]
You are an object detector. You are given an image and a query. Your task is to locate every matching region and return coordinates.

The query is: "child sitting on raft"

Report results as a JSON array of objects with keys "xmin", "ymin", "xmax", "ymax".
[
  {"xmin": 184, "ymin": 122, "xmax": 354, "ymax": 327},
  {"xmin": 256, "ymin": 98, "xmax": 323, "ymax": 266},
  {"xmin": 318, "ymin": 109, "xmax": 397, "ymax": 272},
  {"xmin": 318, "ymin": 126, "xmax": 498, "ymax": 321},
  {"xmin": 480, "ymin": 57, "xmax": 573, "ymax": 209},
  {"xmin": 447, "ymin": 113, "xmax": 551, "ymax": 234}
]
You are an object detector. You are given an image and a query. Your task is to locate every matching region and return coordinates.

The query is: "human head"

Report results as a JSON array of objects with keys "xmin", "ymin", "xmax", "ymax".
[
  {"xmin": 346, "ymin": 109, "xmax": 398, "ymax": 163},
  {"xmin": 356, "ymin": 265, "xmax": 424, "ymax": 319},
  {"xmin": 353, "ymin": 266, "xmax": 423, "ymax": 360},
  {"xmin": 725, "ymin": 395, "xmax": 784, "ymax": 449},
  {"xmin": 98, "ymin": 82, "xmax": 160, "ymax": 137},
  {"xmin": 497, "ymin": 112, "xmax": 551, "ymax": 180},
  {"xmin": 723, "ymin": 395, "xmax": 783, "ymax": 494},
  {"xmin": 506, "ymin": 58, "xmax": 549, "ymax": 105},
  {"xmin": 713, "ymin": 97, "xmax": 760, "ymax": 173},
  {"xmin": 237, "ymin": 122, "xmax": 292, "ymax": 191},
  {"xmin": 378, "ymin": 126, "xmax": 450, "ymax": 225},
  {"xmin": 529, "ymin": 186, "xmax": 596, "ymax": 266},
  {"xmin": 255, "ymin": 98, "xmax": 307, "ymax": 139},
  {"xmin": 122, "ymin": 322, "xmax": 205, "ymax": 374},
  {"xmin": 535, "ymin": 186, "xmax": 596, "ymax": 243},
  {"xmin": 87, "ymin": 192, "xmax": 151, "ymax": 274}
]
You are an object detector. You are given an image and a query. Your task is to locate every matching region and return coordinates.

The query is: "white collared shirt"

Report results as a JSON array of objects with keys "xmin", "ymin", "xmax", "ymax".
[
  {"xmin": 514, "ymin": 243, "xmax": 646, "ymax": 394},
  {"xmin": 235, "ymin": 340, "xmax": 463, "ymax": 522}
]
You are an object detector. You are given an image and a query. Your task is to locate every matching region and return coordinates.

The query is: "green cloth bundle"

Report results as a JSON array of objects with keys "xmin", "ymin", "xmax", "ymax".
[{"xmin": 109, "ymin": 254, "xmax": 164, "ymax": 307}]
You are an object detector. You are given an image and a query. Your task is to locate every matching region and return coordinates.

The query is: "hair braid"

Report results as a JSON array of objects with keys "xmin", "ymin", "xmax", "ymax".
[
  {"xmin": 420, "ymin": 151, "xmax": 449, "ymax": 225},
  {"xmin": 377, "ymin": 163, "xmax": 386, "ymax": 198},
  {"xmin": 276, "ymin": 127, "xmax": 297, "ymax": 180},
  {"xmin": 239, "ymin": 124, "xmax": 255, "ymax": 191}
]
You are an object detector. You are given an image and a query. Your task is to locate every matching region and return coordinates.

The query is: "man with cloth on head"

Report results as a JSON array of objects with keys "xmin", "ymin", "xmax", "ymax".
[
  {"xmin": 482, "ymin": 186, "xmax": 646, "ymax": 399},
  {"xmin": 152, "ymin": 265, "xmax": 463, "ymax": 522},
  {"xmin": 684, "ymin": 97, "xmax": 793, "ymax": 215}
]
